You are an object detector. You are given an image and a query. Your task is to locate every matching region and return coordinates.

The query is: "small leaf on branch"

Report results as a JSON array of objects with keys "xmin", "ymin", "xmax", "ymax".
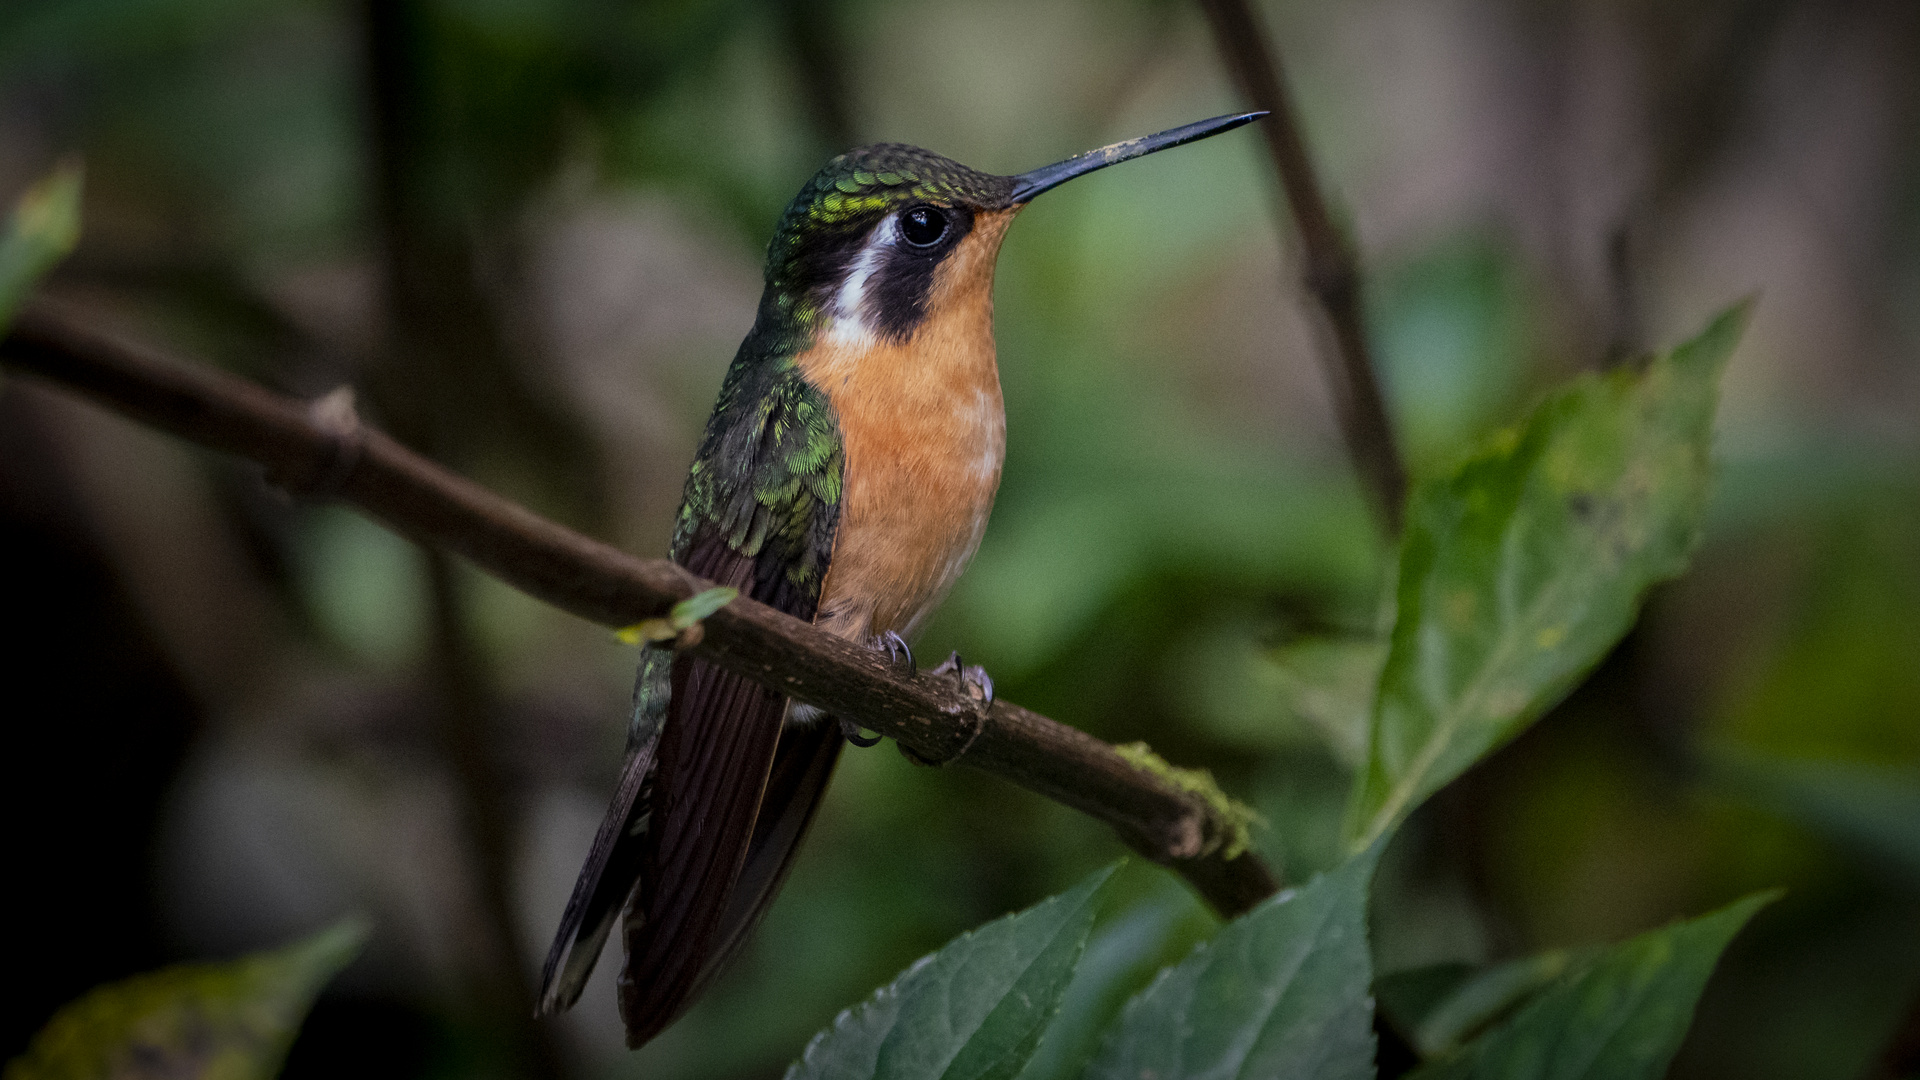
[
  {"xmin": 1348, "ymin": 305, "xmax": 1747, "ymax": 846},
  {"xmin": 7, "ymin": 918, "xmax": 367, "ymax": 1080},
  {"xmin": 1083, "ymin": 840, "xmax": 1384, "ymax": 1080},
  {"xmin": 787, "ymin": 864, "xmax": 1118, "ymax": 1080},
  {"xmin": 1408, "ymin": 892, "xmax": 1776, "ymax": 1080},
  {"xmin": 615, "ymin": 585, "xmax": 738, "ymax": 646}
]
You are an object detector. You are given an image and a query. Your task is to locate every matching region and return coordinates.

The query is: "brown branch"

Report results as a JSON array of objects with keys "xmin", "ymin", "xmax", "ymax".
[
  {"xmin": 1197, "ymin": 0, "xmax": 1408, "ymax": 533},
  {"xmin": 0, "ymin": 299, "xmax": 1280, "ymax": 919}
]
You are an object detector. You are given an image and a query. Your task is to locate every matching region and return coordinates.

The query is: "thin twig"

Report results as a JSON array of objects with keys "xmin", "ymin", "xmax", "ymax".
[
  {"xmin": 779, "ymin": 0, "xmax": 858, "ymax": 151},
  {"xmin": 1196, "ymin": 0, "xmax": 1407, "ymax": 533},
  {"xmin": 359, "ymin": 4, "xmax": 571, "ymax": 1072},
  {"xmin": 0, "ymin": 300, "xmax": 1280, "ymax": 920}
]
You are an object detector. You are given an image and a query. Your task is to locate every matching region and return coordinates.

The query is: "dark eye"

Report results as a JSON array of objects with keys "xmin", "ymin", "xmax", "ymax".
[{"xmin": 900, "ymin": 205, "xmax": 949, "ymax": 248}]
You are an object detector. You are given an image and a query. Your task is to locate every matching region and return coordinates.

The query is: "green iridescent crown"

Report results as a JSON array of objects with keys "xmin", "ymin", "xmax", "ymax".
[{"xmin": 764, "ymin": 144, "xmax": 1013, "ymax": 289}]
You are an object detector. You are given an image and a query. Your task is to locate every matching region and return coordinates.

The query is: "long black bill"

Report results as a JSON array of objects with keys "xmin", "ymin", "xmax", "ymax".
[{"xmin": 1006, "ymin": 111, "xmax": 1268, "ymax": 204}]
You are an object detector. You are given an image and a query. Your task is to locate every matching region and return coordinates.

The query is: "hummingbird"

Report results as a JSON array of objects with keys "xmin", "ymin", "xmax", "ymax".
[{"xmin": 535, "ymin": 111, "xmax": 1265, "ymax": 1047}]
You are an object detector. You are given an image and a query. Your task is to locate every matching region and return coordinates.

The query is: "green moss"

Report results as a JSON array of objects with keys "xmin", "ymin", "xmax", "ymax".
[{"xmin": 1112, "ymin": 741, "xmax": 1262, "ymax": 860}]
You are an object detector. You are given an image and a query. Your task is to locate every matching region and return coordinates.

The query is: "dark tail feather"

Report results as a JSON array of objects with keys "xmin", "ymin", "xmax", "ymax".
[
  {"xmin": 618, "ymin": 654, "xmax": 788, "ymax": 1048},
  {"xmin": 689, "ymin": 716, "xmax": 844, "ymax": 1002},
  {"xmin": 535, "ymin": 731, "xmax": 659, "ymax": 1016}
]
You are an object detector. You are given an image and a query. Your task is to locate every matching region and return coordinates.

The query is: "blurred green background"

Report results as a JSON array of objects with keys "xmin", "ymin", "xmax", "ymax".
[{"xmin": 1, "ymin": 0, "xmax": 1916, "ymax": 1077}]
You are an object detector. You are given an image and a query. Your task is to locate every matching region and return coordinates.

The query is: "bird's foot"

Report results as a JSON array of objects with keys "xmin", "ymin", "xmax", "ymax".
[
  {"xmin": 869, "ymin": 630, "xmax": 915, "ymax": 678},
  {"xmin": 839, "ymin": 632, "xmax": 913, "ymax": 749},
  {"xmin": 839, "ymin": 718, "xmax": 883, "ymax": 748},
  {"xmin": 931, "ymin": 650, "xmax": 995, "ymax": 710},
  {"xmin": 898, "ymin": 651, "xmax": 994, "ymax": 767}
]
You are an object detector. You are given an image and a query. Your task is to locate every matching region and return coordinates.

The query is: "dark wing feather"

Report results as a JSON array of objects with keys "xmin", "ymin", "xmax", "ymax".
[
  {"xmin": 688, "ymin": 716, "xmax": 844, "ymax": 1002},
  {"xmin": 617, "ymin": 359, "xmax": 844, "ymax": 1047},
  {"xmin": 615, "ymin": 534, "xmax": 787, "ymax": 1045},
  {"xmin": 533, "ymin": 720, "xmax": 657, "ymax": 1014}
]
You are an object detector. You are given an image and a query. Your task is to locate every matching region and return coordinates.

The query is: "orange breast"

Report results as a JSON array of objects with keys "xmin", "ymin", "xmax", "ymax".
[{"xmin": 796, "ymin": 208, "xmax": 1017, "ymax": 643}]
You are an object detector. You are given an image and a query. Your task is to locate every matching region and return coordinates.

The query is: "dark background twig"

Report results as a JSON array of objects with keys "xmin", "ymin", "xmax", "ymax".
[{"xmin": 1196, "ymin": 0, "xmax": 1408, "ymax": 534}]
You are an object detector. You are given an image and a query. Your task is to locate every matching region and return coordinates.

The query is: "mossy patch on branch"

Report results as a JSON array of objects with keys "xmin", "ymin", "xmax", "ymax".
[{"xmin": 1113, "ymin": 741, "xmax": 1261, "ymax": 860}]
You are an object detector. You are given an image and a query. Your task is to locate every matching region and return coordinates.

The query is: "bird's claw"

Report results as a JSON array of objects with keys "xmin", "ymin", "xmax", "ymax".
[
  {"xmin": 839, "ymin": 718, "xmax": 882, "ymax": 748},
  {"xmin": 841, "ymin": 631, "xmax": 913, "ymax": 748},
  {"xmin": 931, "ymin": 650, "xmax": 995, "ymax": 709},
  {"xmin": 870, "ymin": 630, "xmax": 915, "ymax": 677}
]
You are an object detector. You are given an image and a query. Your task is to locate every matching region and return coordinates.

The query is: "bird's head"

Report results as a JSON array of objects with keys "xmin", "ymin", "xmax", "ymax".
[{"xmin": 759, "ymin": 111, "xmax": 1265, "ymax": 348}]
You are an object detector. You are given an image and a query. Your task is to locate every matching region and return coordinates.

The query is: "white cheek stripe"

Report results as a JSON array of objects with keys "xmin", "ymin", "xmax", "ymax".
[{"xmin": 827, "ymin": 218, "xmax": 895, "ymax": 344}]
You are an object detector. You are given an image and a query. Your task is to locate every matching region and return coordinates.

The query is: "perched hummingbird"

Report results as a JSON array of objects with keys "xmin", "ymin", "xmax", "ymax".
[{"xmin": 536, "ymin": 111, "xmax": 1265, "ymax": 1047}]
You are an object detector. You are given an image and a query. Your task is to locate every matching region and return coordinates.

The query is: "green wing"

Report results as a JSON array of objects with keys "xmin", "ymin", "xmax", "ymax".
[
  {"xmin": 633, "ymin": 355, "xmax": 842, "ymax": 740},
  {"xmin": 537, "ymin": 354, "xmax": 843, "ymax": 1024}
]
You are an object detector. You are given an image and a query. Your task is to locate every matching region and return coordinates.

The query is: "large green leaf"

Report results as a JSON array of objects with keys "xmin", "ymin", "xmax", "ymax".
[
  {"xmin": 1016, "ymin": 882, "xmax": 1213, "ymax": 1080},
  {"xmin": 1348, "ymin": 307, "xmax": 1746, "ymax": 845},
  {"xmin": 1082, "ymin": 842, "xmax": 1383, "ymax": 1080},
  {"xmin": 787, "ymin": 864, "xmax": 1118, "ymax": 1080},
  {"xmin": 6, "ymin": 919, "xmax": 367, "ymax": 1080},
  {"xmin": 0, "ymin": 162, "xmax": 81, "ymax": 332},
  {"xmin": 1409, "ymin": 892, "xmax": 1775, "ymax": 1080}
]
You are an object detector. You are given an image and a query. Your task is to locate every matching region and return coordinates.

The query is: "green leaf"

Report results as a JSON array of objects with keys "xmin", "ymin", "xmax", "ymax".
[
  {"xmin": 0, "ymin": 161, "xmax": 82, "ymax": 332},
  {"xmin": 1389, "ymin": 950, "xmax": 1588, "ymax": 1058},
  {"xmin": 6, "ymin": 918, "xmax": 367, "ymax": 1080},
  {"xmin": 1349, "ymin": 306, "xmax": 1746, "ymax": 845},
  {"xmin": 787, "ymin": 864, "xmax": 1118, "ymax": 1080},
  {"xmin": 615, "ymin": 585, "xmax": 738, "ymax": 645},
  {"xmin": 1706, "ymin": 744, "xmax": 1920, "ymax": 881},
  {"xmin": 1016, "ymin": 882, "xmax": 1213, "ymax": 1080},
  {"xmin": 672, "ymin": 585, "xmax": 739, "ymax": 626},
  {"xmin": 1376, "ymin": 962, "xmax": 1476, "ymax": 1044},
  {"xmin": 1083, "ymin": 842, "xmax": 1384, "ymax": 1080},
  {"xmin": 1409, "ymin": 892, "xmax": 1775, "ymax": 1080}
]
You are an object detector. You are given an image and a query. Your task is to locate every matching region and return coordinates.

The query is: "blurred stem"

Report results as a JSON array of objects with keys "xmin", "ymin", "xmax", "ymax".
[
  {"xmin": 1195, "ymin": 0, "xmax": 1408, "ymax": 535},
  {"xmin": 1602, "ymin": 219, "xmax": 1643, "ymax": 368},
  {"xmin": 779, "ymin": 0, "xmax": 857, "ymax": 151},
  {"xmin": 0, "ymin": 302, "xmax": 1282, "ymax": 920},
  {"xmin": 361, "ymin": 0, "xmax": 603, "ymax": 526},
  {"xmin": 362, "ymin": 1, "xmax": 570, "ymax": 1073}
]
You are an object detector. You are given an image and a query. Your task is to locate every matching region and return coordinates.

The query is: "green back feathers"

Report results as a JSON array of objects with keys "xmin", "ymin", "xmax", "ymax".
[{"xmin": 674, "ymin": 355, "xmax": 841, "ymax": 588}]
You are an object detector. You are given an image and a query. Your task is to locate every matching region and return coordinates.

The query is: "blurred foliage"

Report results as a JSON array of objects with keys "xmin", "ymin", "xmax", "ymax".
[
  {"xmin": 1377, "ymin": 949, "xmax": 1587, "ymax": 1061},
  {"xmin": 1370, "ymin": 231, "xmax": 1534, "ymax": 476},
  {"xmin": 1706, "ymin": 748, "xmax": 1920, "ymax": 885},
  {"xmin": 0, "ymin": 162, "xmax": 79, "ymax": 329},
  {"xmin": 4, "ymin": 921, "xmax": 365, "ymax": 1080}
]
